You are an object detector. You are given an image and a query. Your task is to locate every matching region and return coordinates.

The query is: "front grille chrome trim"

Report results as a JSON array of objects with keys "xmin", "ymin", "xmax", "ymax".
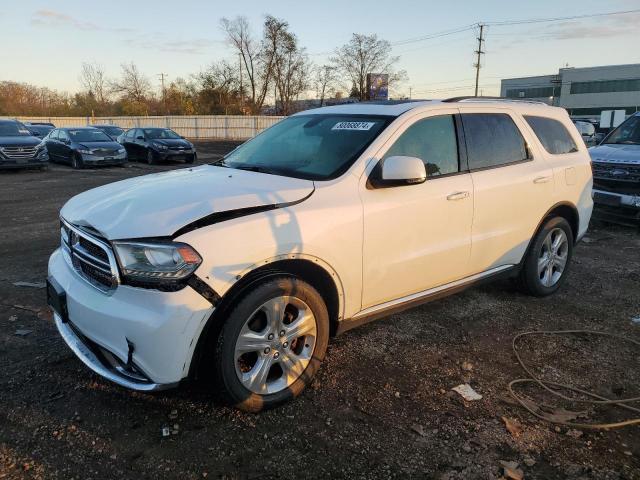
[{"xmin": 61, "ymin": 218, "xmax": 120, "ymax": 294}]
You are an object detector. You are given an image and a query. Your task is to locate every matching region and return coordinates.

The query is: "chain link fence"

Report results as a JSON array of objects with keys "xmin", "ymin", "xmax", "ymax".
[{"xmin": 10, "ymin": 115, "xmax": 286, "ymax": 140}]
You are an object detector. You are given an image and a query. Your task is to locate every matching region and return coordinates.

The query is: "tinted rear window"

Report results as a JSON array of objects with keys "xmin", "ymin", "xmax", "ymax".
[
  {"xmin": 524, "ymin": 116, "xmax": 578, "ymax": 154},
  {"xmin": 461, "ymin": 113, "xmax": 528, "ymax": 170}
]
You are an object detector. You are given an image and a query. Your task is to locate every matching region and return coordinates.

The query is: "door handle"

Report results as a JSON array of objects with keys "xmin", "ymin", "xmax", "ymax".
[
  {"xmin": 533, "ymin": 175, "xmax": 551, "ymax": 184},
  {"xmin": 446, "ymin": 191, "xmax": 470, "ymax": 201}
]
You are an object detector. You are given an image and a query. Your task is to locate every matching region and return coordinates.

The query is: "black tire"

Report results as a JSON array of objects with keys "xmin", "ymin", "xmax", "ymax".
[
  {"xmin": 185, "ymin": 152, "xmax": 196, "ymax": 164},
  {"xmin": 213, "ymin": 277, "xmax": 329, "ymax": 412},
  {"xmin": 518, "ymin": 216, "xmax": 574, "ymax": 297},
  {"xmin": 71, "ymin": 153, "xmax": 84, "ymax": 169},
  {"xmin": 146, "ymin": 149, "xmax": 156, "ymax": 165}
]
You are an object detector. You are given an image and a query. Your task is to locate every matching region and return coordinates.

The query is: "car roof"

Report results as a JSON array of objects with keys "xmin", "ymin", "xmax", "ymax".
[
  {"xmin": 296, "ymin": 98, "xmax": 562, "ymax": 118},
  {"xmin": 61, "ymin": 127, "xmax": 100, "ymax": 130},
  {"xmin": 92, "ymin": 124, "xmax": 122, "ymax": 128}
]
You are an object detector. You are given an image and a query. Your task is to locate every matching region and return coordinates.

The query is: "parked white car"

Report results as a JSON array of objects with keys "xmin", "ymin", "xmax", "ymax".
[{"xmin": 47, "ymin": 98, "xmax": 593, "ymax": 411}]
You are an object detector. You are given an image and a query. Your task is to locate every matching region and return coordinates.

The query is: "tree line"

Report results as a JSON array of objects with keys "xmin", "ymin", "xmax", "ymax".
[{"xmin": 0, "ymin": 15, "xmax": 407, "ymax": 117}]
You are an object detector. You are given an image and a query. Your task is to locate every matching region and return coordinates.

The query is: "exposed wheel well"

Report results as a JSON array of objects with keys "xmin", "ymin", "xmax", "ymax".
[
  {"xmin": 546, "ymin": 203, "xmax": 579, "ymax": 242},
  {"xmin": 189, "ymin": 259, "xmax": 341, "ymax": 380}
]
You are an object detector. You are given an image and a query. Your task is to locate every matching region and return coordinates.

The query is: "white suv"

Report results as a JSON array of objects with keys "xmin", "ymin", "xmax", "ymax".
[{"xmin": 47, "ymin": 99, "xmax": 593, "ymax": 411}]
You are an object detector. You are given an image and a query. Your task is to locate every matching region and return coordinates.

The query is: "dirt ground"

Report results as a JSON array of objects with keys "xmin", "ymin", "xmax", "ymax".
[{"xmin": 1, "ymin": 140, "xmax": 639, "ymax": 479}]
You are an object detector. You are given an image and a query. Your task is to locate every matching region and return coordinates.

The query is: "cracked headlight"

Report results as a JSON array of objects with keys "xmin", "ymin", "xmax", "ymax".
[{"xmin": 112, "ymin": 241, "xmax": 202, "ymax": 286}]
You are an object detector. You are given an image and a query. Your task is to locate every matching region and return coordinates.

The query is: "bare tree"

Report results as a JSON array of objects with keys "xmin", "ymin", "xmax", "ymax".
[
  {"xmin": 110, "ymin": 62, "xmax": 151, "ymax": 103},
  {"xmin": 221, "ymin": 15, "xmax": 299, "ymax": 113},
  {"xmin": 331, "ymin": 34, "xmax": 405, "ymax": 100},
  {"xmin": 79, "ymin": 62, "xmax": 108, "ymax": 104},
  {"xmin": 273, "ymin": 30, "xmax": 310, "ymax": 115},
  {"xmin": 195, "ymin": 60, "xmax": 240, "ymax": 113},
  {"xmin": 220, "ymin": 16, "xmax": 261, "ymax": 111},
  {"xmin": 314, "ymin": 65, "xmax": 338, "ymax": 106}
]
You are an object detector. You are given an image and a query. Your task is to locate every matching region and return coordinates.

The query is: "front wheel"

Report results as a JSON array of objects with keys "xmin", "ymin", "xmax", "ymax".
[
  {"xmin": 185, "ymin": 152, "xmax": 196, "ymax": 164},
  {"xmin": 518, "ymin": 216, "xmax": 574, "ymax": 296},
  {"xmin": 71, "ymin": 153, "xmax": 84, "ymax": 169},
  {"xmin": 146, "ymin": 149, "xmax": 156, "ymax": 165},
  {"xmin": 214, "ymin": 277, "xmax": 329, "ymax": 412}
]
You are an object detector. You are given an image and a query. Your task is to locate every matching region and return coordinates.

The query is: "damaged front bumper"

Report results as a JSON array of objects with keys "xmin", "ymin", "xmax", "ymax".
[{"xmin": 48, "ymin": 248, "xmax": 215, "ymax": 389}]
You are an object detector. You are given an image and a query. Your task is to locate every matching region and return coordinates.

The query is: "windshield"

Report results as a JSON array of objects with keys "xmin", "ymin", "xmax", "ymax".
[
  {"xmin": 29, "ymin": 125, "xmax": 54, "ymax": 136},
  {"xmin": 68, "ymin": 129, "xmax": 113, "ymax": 143},
  {"xmin": 0, "ymin": 122, "xmax": 31, "ymax": 137},
  {"xmin": 604, "ymin": 115, "xmax": 640, "ymax": 145},
  {"xmin": 219, "ymin": 115, "xmax": 391, "ymax": 180},
  {"xmin": 96, "ymin": 126, "xmax": 123, "ymax": 137},
  {"xmin": 145, "ymin": 128, "xmax": 181, "ymax": 139}
]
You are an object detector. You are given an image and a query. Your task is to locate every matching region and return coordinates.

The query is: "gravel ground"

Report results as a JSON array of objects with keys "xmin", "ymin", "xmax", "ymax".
[{"xmin": 1, "ymin": 140, "xmax": 639, "ymax": 479}]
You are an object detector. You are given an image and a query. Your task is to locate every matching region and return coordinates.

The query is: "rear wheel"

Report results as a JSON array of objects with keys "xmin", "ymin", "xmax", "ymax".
[
  {"xmin": 213, "ymin": 277, "xmax": 329, "ymax": 412},
  {"xmin": 71, "ymin": 153, "xmax": 84, "ymax": 169},
  {"xmin": 518, "ymin": 216, "xmax": 574, "ymax": 296}
]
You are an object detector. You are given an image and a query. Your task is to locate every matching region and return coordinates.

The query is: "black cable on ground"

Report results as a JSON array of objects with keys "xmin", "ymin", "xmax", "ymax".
[{"xmin": 509, "ymin": 330, "xmax": 640, "ymax": 429}]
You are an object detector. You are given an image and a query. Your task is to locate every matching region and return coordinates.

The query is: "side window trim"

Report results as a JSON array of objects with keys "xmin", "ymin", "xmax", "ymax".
[
  {"xmin": 460, "ymin": 112, "xmax": 534, "ymax": 173},
  {"xmin": 454, "ymin": 114, "xmax": 469, "ymax": 172}
]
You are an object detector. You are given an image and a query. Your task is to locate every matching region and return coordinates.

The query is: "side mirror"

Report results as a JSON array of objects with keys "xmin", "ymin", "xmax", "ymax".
[{"xmin": 369, "ymin": 156, "xmax": 426, "ymax": 188}]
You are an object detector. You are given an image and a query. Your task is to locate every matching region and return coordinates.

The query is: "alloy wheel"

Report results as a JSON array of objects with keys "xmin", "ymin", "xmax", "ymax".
[
  {"xmin": 538, "ymin": 227, "xmax": 569, "ymax": 287},
  {"xmin": 234, "ymin": 295, "xmax": 317, "ymax": 395}
]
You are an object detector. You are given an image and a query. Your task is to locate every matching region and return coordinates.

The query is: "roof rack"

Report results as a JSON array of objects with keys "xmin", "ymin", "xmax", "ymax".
[{"xmin": 442, "ymin": 96, "xmax": 549, "ymax": 105}]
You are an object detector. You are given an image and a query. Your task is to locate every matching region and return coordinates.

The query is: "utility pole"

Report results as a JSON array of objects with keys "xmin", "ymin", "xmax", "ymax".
[
  {"xmin": 473, "ymin": 23, "xmax": 485, "ymax": 97},
  {"xmin": 158, "ymin": 73, "xmax": 168, "ymax": 113},
  {"xmin": 409, "ymin": 87, "xmax": 412, "ymax": 99},
  {"xmin": 238, "ymin": 53, "xmax": 244, "ymax": 113}
]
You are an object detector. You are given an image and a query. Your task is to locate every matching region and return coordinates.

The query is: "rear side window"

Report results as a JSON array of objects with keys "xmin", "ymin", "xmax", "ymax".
[
  {"xmin": 461, "ymin": 113, "xmax": 528, "ymax": 170},
  {"xmin": 383, "ymin": 115, "xmax": 459, "ymax": 177},
  {"xmin": 524, "ymin": 116, "xmax": 578, "ymax": 154}
]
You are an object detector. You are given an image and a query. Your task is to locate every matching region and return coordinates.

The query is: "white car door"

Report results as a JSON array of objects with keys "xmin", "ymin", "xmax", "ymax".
[
  {"xmin": 460, "ymin": 108, "xmax": 555, "ymax": 274},
  {"xmin": 360, "ymin": 109, "xmax": 474, "ymax": 309}
]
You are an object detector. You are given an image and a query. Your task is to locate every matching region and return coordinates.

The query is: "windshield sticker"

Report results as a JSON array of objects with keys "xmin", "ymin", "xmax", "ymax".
[{"xmin": 332, "ymin": 121, "xmax": 376, "ymax": 131}]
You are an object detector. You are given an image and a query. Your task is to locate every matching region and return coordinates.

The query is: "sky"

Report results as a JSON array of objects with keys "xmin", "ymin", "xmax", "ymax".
[{"xmin": 2, "ymin": 0, "xmax": 640, "ymax": 99}]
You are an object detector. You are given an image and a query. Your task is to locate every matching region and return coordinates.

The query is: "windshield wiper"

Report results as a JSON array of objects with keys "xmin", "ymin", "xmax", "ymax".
[
  {"xmin": 210, "ymin": 159, "xmax": 230, "ymax": 167},
  {"xmin": 233, "ymin": 165, "xmax": 280, "ymax": 175}
]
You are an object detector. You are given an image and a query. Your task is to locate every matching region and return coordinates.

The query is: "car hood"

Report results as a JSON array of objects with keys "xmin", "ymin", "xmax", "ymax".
[
  {"xmin": 77, "ymin": 141, "xmax": 123, "ymax": 150},
  {"xmin": 152, "ymin": 138, "xmax": 192, "ymax": 147},
  {"xmin": 589, "ymin": 144, "xmax": 640, "ymax": 164},
  {"xmin": 61, "ymin": 165, "xmax": 314, "ymax": 240},
  {"xmin": 0, "ymin": 136, "xmax": 41, "ymax": 147}
]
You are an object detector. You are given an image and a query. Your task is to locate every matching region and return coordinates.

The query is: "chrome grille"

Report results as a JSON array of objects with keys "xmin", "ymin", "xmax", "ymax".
[
  {"xmin": 1, "ymin": 146, "xmax": 38, "ymax": 158},
  {"xmin": 592, "ymin": 162, "xmax": 640, "ymax": 183},
  {"xmin": 61, "ymin": 220, "xmax": 119, "ymax": 293},
  {"xmin": 91, "ymin": 148, "xmax": 119, "ymax": 156}
]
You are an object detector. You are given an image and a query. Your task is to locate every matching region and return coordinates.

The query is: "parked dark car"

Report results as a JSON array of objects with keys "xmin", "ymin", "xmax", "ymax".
[
  {"xmin": 0, "ymin": 119, "xmax": 49, "ymax": 169},
  {"xmin": 44, "ymin": 127, "xmax": 127, "ymax": 169},
  {"xmin": 92, "ymin": 124, "xmax": 125, "ymax": 140},
  {"xmin": 25, "ymin": 123, "xmax": 55, "ymax": 139},
  {"xmin": 118, "ymin": 127, "xmax": 196, "ymax": 164}
]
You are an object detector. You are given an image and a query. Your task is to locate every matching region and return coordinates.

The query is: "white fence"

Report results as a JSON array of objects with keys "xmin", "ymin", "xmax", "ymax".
[{"xmin": 11, "ymin": 115, "xmax": 286, "ymax": 140}]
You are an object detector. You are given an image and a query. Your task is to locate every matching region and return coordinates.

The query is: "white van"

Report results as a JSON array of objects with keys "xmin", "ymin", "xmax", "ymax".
[{"xmin": 48, "ymin": 98, "xmax": 593, "ymax": 411}]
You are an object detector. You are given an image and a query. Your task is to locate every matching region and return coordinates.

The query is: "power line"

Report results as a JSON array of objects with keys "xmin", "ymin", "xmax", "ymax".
[{"xmin": 483, "ymin": 8, "xmax": 640, "ymax": 27}]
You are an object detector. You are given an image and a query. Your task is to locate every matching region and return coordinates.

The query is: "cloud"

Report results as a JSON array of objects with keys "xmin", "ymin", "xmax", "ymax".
[
  {"xmin": 125, "ymin": 34, "xmax": 220, "ymax": 55},
  {"xmin": 31, "ymin": 9, "xmax": 132, "ymax": 33},
  {"xmin": 31, "ymin": 9, "xmax": 218, "ymax": 55},
  {"xmin": 531, "ymin": 12, "xmax": 640, "ymax": 41}
]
